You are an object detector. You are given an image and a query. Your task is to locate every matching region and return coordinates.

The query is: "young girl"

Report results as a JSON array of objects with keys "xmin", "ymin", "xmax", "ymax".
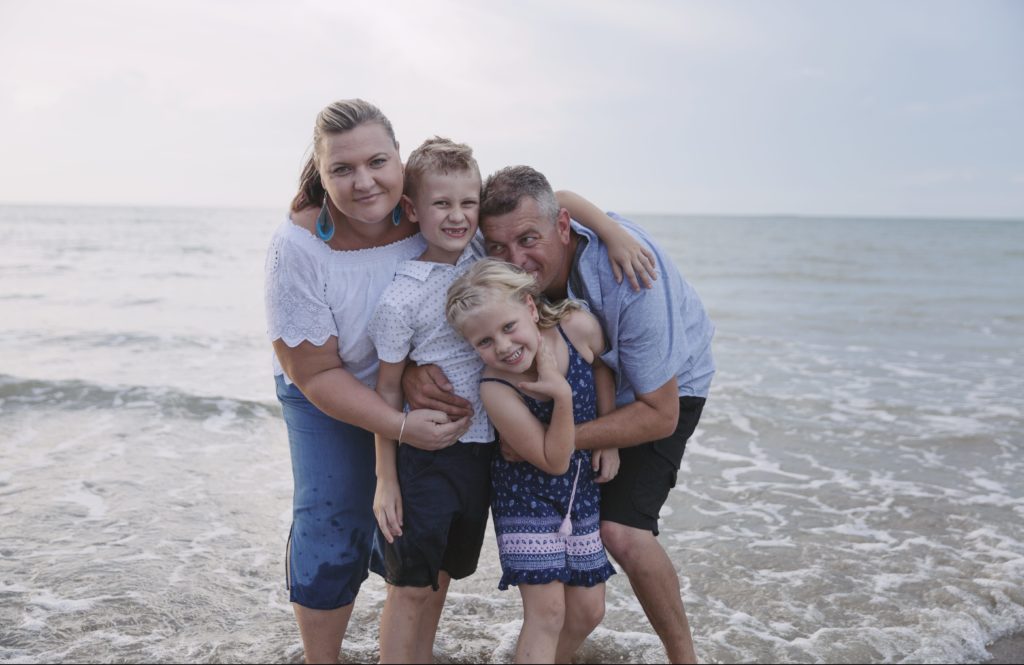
[{"xmin": 446, "ymin": 259, "xmax": 619, "ymax": 664}]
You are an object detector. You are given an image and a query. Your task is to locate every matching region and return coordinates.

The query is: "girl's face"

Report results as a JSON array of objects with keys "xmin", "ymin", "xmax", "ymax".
[
  {"xmin": 318, "ymin": 123, "xmax": 403, "ymax": 227},
  {"xmin": 459, "ymin": 293, "xmax": 541, "ymax": 374}
]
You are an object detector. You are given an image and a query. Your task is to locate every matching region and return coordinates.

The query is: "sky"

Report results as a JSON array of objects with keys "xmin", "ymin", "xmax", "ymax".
[{"xmin": 0, "ymin": 0, "xmax": 1022, "ymax": 218}]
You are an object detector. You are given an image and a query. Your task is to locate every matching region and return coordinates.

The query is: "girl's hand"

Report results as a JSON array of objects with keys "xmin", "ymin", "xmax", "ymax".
[
  {"xmin": 402, "ymin": 410, "xmax": 470, "ymax": 451},
  {"xmin": 373, "ymin": 475, "xmax": 403, "ymax": 543},
  {"xmin": 605, "ymin": 224, "xmax": 658, "ymax": 291},
  {"xmin": 592, "ymin": 448, "xmax": 620, "ymax": 483},
  {"xmin": 517, "ymin": 337, "xmax": 571, "ymax": 403}
]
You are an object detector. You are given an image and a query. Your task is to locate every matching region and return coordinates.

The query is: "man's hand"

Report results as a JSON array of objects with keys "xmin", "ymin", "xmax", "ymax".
[{"xmin": 402, "ymin": 364, "xmax": 474, "ymax": 420}]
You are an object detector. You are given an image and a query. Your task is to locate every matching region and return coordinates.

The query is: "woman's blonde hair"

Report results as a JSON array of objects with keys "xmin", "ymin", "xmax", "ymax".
[
  {"xmin": 446, "ymin": 259, "xmax": 583, "ymax": 333},
  {"xmin": 290, "ymin": 99, "xmax": 398, "ymax": 212}
]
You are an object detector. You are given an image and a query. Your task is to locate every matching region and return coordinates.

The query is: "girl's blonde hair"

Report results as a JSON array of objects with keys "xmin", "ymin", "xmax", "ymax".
[{"xmin": 446, "ymin": 259, "xmax": 584, "ymax": 333}]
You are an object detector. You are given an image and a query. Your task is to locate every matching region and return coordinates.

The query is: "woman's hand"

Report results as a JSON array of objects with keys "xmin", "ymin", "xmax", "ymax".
[
  {"xmin": 401, "ymin": 409, "xmax": 470, "ymax": 451},
  {"xmin": 373, "ymin": 475, "xmax": 403, "ymax": 543},
  {"xmin": 517, "ymin": 337, "xmax": 571, "ymax": 403},
  {"xmin": 604, "ymin": 224, "xmax": 658, "ymax": 291},
  {"xmin": 591, "ymin": 448, "xmax": 620, "ymax": 483}
]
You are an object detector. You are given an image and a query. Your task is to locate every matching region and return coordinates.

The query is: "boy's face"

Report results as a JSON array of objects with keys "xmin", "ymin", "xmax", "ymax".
[{"xmin": 406, "ymin": 170, "xmax": 481, "ymax": 262}]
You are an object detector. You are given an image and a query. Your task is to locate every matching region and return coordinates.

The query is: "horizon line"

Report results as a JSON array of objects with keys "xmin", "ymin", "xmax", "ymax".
[{"xmin": 0, "ymin": 199, "xmax": 1021, "ymax": 224}]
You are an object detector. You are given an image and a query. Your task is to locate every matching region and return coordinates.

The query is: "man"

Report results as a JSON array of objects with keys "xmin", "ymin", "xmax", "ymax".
[{"xmin": 406, "ymin": 166, "xmax": 714, "ymax": 663}]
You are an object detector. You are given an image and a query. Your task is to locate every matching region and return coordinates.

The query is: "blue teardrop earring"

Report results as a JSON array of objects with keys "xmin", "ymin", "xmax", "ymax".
[
  {"xmin": 391, "ymin": 204, "xmax": 402, "ymax": 226},
  {"xmin": 316, "ymin": 194, "xmax": 335, "ymax": 242}
]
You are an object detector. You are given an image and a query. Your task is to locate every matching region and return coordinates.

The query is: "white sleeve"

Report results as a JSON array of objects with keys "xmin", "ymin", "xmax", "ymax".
[
  {"xmin": 367, "ymin": 287, "xmax": 415, "ymax": 363},
  {"xmin": 264, "ymin": 235, "xmax": 336, "ymax": 347}
]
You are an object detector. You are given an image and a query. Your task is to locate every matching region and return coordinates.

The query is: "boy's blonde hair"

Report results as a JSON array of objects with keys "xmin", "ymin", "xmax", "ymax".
[
  {"xmin": 404, "ymin": 136, "xmax": 481, "ymax": 200},
  {"xmin": 446, "ymin": 259, "xmax": 583, "ymax": 334}
]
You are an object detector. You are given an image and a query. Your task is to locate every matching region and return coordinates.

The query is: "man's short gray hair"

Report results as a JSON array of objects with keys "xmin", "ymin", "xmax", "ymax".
[{"xmin": 480, "ymin": 165, "xmax": 559, "ymax": 223}]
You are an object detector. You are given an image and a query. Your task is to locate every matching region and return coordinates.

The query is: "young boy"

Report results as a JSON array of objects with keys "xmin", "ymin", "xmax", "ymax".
[
  {"xmin": 367, "ymin": 137, "xmax": 492, "ymax": 664},
  {"xmin": 367, "ymin": 137, "xmax": 655, "ymax": 663}
]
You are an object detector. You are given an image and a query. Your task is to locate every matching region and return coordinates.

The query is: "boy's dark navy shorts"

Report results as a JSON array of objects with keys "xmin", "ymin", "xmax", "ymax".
[
  {"xmin": 600, "ymin": 396, "xmax": 705, "ymax": 536},
  {"xmin": 370, "ymin": 440, "xmax": 494, "ymax": 589}
]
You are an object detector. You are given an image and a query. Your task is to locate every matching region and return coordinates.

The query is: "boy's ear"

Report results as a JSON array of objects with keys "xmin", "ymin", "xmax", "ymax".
[{"xmin": 400, "ymin": 194, "xmax": 417, "ymax": 224}]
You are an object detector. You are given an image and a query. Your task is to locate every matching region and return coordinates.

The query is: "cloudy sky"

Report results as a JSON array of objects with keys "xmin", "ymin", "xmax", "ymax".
[{"xmin": 1, "ymin": 0, "xmax": 1021, "ymax": 217}]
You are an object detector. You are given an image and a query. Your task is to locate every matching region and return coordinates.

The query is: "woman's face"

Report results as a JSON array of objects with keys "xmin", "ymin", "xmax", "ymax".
[
  {"xmin": 318, "ymin": 123, "xmax": 403, "ymax": 226},
  {"xmin": 458, "ymin": 293, "xmax": 541, "ymax": 375}
]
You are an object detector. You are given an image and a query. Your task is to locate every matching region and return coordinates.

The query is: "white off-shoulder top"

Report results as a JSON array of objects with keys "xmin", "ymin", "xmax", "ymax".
[{"xmin": 264, "ymin": 218, "xmax": 426, "ymax": 387}]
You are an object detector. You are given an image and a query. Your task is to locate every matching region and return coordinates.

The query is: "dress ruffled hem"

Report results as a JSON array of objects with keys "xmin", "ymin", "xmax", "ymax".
[{"xmin": 497, "ymin": 563, "xmax": 616, "ymax": 591}]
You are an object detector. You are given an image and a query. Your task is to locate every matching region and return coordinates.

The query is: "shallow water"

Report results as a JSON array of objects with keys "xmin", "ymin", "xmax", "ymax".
[{"xmin": 1, "ymin": 206, "xmax": 1022, "ymax": 663}]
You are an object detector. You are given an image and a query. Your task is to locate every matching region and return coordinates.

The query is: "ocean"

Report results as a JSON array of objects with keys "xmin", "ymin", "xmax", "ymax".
[{"xmin": 1, "ymin": 204, "xmax": 1022, "ymax": 663}]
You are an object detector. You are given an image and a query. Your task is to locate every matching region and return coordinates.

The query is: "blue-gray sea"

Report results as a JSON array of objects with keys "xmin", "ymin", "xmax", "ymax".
[{"xmin": 1, "ymin": 205, "xmax": 1022, "ymax": 663}]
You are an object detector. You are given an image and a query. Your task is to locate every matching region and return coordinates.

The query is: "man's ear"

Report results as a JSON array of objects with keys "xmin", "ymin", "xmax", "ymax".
[
  {"xmin": 401, "ymin": 194, "xmax": 417, "ymax": 224},
  {"xmin": 555, "ymin": 208, "xmax": 572, "ymax": 244}
]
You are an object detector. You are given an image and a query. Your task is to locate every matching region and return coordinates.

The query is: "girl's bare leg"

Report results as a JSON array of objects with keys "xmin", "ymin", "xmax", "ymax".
[
  {"xmin": 555, "ymin": 583, "xmax": 606, "ymax": 663},
  {"xmin": 516, "ymin": 582, "xmax": 566, "ymax": 663}
]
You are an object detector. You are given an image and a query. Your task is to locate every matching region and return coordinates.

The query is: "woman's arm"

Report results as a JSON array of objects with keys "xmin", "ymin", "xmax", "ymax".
[
  {"xmin": 373, "ymin": 359, "xmax": 407, "ymax": 543},
  {"xmin": 273, "ymin": 337, "xmax": 468, "ymax": 449},
  {"xmin": 556, "ymin": 189, "xmax": 657, "ymax": 291}
]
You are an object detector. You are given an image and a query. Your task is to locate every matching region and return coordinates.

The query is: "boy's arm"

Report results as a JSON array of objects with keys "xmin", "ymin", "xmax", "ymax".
[
  {"xmin": 374, "ymin": 359, "xmax": 407, "ymax": 543},
  {"xmin": 556, "ymin": 189, "xmax": 657, "ymax": 291}
]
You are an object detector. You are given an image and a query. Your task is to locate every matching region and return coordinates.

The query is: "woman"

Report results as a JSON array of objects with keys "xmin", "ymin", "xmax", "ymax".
[{"xmin": 265, "ymin": 99, "xmax": 469, "ymax": 664}]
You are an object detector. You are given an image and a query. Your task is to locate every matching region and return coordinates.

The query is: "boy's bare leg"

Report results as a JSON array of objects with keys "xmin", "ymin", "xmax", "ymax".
[
  {"xmin": 293, "ymin": 603, "xmax": 353, "ymax": 664},
  {"xmin": 413, "ymin": 572, "xmax": 451, "ymax": 663},
  {"xmin": 379, "ymin": 577, "xmax": 450, "ymax": 664},
  {"xmin": 554, "ymin": 583, "xmax": 606, "ymax": 663},
  {"xmin": 601, "ymin": 521, "xmax": 697, "ymax": 664}
]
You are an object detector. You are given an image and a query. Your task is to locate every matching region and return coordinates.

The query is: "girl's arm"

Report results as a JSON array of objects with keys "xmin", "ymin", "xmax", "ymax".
[
  {"xmin": 273, "ymin": 338, "xmax": 469, "ymax": 448},
  {"xmin": 556, "ymin": 189, "xmax": 658, "ymax": 291},
  {"xmin": 373, "ymin": 359, "xmax": 407, "ymax": 543},
  {"xmin": 562, "ymin": 309, "xmax": 621, "ymax": 482},
  {"xmin": 590, "ymin": 357, "xmax": 621, "ymax": 483},
  {"xmin": 481, "ymin": 340, "xmax": 575, "ymax": 475}
]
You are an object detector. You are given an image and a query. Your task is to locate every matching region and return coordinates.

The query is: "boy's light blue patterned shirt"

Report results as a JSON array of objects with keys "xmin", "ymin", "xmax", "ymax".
[{"xmin": 367, "ymin": 238, "xmax": 494, "ymax": 443}]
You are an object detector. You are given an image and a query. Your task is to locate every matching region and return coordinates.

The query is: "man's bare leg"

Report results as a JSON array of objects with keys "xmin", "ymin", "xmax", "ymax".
[{"xmin": 601, "ymin": 521, "xmax": 697, "ymax": 664}]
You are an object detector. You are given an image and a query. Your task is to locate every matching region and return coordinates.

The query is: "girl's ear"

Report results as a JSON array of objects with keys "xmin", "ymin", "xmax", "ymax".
[
  {"xmin": 526, "ymin": 295, "xmax": 539, "ymax": 323},
  {"xmin": 401, "ymin": 194, "xmax": 417, "ymax": 224}
]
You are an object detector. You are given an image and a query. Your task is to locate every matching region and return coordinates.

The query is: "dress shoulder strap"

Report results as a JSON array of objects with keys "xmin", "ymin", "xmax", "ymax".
[{"xmin": 480, "ymin": 377, "xmax": 520, "ymax": 392}]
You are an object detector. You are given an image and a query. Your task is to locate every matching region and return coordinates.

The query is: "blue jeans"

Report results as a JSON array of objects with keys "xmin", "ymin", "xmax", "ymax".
[{"xmin": 276, "ymin": 374, "xmax": 376, "ymax": 609}]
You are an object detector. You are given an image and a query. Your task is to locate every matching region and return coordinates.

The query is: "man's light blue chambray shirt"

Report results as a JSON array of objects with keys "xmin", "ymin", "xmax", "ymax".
[{"xmin": 567, "ymin": 214, "xmax": 715, "ymax": 408}]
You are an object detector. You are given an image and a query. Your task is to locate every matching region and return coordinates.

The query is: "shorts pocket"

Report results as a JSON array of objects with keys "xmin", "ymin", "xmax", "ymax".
[
  {"xmin": 398, "ymin": 445, "xmax": 437, "ymax": 484},
  {"xmin": 630, "ymin": 459, "xmax": 677, "ymax": 521}
]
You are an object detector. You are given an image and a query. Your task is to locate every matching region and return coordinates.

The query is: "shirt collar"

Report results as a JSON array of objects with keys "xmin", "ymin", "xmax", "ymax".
[{"xmin": 394, "ymin": 243, "xmax": 477, "ymax": 282}]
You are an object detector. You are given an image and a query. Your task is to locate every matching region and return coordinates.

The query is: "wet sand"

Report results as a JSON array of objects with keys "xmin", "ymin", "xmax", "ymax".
[{"xmin": 987, "ymin": 632, "xmax": 1024, "ymax": 664}]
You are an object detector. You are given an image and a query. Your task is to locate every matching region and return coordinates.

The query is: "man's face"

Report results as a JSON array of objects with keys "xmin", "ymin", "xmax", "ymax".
[{"xmin": 481, "ymin": 197, "xmax": 572, "ymax": 295}]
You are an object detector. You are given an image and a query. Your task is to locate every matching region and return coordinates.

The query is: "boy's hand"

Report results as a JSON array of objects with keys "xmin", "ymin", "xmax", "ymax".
[
  {"xmin": 591, "ymin": 448, "xmax": 620, "ymax": 483},
  {"xmin": 402, "ymin": 364, "xmax": 474, "ymax": 420},
  {"xmin": 373, "ymin": 475, "xmax": 403, "ymax": 543},
  {"xmin": 606, "ymin": 225, "xmax": 658, "ymax": 291}
]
